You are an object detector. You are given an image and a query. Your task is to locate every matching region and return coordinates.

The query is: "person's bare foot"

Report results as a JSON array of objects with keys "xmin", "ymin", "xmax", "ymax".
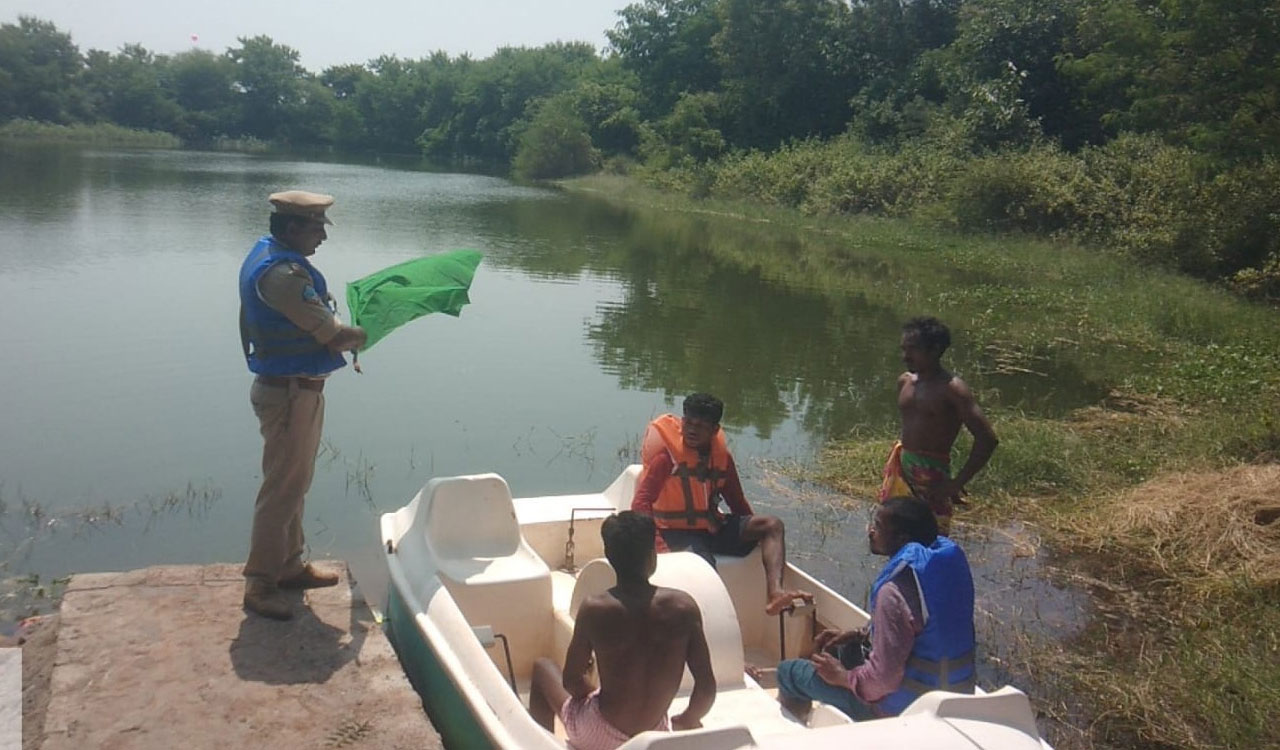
[{"xmin": 766, "ymin": 589, "xmax": 814, "ymax": 616}]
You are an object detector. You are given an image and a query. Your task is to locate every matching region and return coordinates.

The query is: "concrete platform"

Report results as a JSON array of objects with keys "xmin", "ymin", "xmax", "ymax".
[{"xmin": 39, "ymin": 563, "xmax": 441, "ymax": 749}]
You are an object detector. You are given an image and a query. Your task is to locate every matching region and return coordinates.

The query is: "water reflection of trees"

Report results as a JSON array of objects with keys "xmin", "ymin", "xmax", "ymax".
[
  {"xmin": 477, "ymin": 194, "xmax": 1114, "ymax": 441},
  {"xmin": 479, "ymin": 197, "xmax": 907, "ymax": 440},
  {"xmin": 0, "ymin": 144, "xmax": 89, "ymax": 217}
]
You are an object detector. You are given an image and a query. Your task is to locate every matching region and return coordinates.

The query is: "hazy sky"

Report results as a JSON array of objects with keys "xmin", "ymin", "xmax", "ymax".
[{"xmin": 1, "ymin": 0, "xmax": 635, "ymax": 71}]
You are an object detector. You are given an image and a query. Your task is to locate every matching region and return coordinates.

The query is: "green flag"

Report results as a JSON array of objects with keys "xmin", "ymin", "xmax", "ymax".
[{"xmin": 345, "ymin": 249, "xmax": 483, "ymax": 353}]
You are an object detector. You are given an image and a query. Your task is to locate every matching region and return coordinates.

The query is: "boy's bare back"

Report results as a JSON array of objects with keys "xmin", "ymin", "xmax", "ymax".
[{"xmin": 571, "ymin": 584, "xmax": 711, "ymax": 736}]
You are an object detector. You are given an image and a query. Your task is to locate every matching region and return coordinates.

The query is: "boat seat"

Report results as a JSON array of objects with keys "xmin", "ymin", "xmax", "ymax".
[
  {"xmin": 613, "ymin": 726, "xmax": 756, "ymax": 750},
  {"xmin": 419, "ymin": 474, "xmax": 552, "ymax": 679},
  {"xmin": 421, "ymin": 474, "xmax": 548, "ymax": 583},
  {"xmin": 568, "ymin": 552, "xmax": 745, "ymax": 690},
  {"xmin": 709, "ymin": 547, "xmax": 767, "ymax": 646},
  {"xmin": 901, "ymin": 686, "xmax": 1041, "ymax": 740}
]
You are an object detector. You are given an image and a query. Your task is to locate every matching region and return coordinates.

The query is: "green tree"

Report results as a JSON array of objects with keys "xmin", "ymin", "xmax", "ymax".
[
  {"xmin": 1061, "ymin": 0, "xmax": 1280, "ymax": 160},
  {"xmin": 0, "ymin": 16, "xmax": 89, "ymax": 123},
  {"xmin": 416, "ymin": 51, "xmax": 465, "ymax": 147},
  {"xmin": 227, "ymin": 35, "xmax": 310, "ymax": 140},
  {"xmin": 848, "ymin": 0, "xmax": 963, "ymax": 88},
  {"xmin": 353, "ymin": 56, "xmax": 433, "ymax": 153},
  {"xmin": 320, "ymin": 63, "xmax": 372, "ymax": 148},
  {"xmin": 420, "ymin": 43, "xmax": 602, "ymax": 166},
  {"xmin": 553, "ymin": 76, "xmax": 644, "ymax": 156},
  {"xmin": 713, "ymin": 0, "xmax": 856, "ymax": 148},
  {"xmin": 843, "ymin": 0, "xmax": 965, "ymax": 145},
  {"xmin": 607, "ymin": 0, "xmax": 723, "ymax": 117},
  {"xmin": 512, "ymin": 93, "xmax": 599, "ymax": 178},
  {"xmin": 320, "ymin": 63, "xmax": 369, "ymax": 101},
  {"xmin": 640, "ymin": 90, "xmax": 727, "ymax": 169},
  {"xmin": 941, "ymin": 0, "xmax": 1086, "ymax": 146},
  {"xmin": 279, "ymin": 78, "xmax": 338, "ymax": 146},
  {"xmin": 167, "ymin": 49, "xmax": 236, "ymax": 141},
  {"xmin": 82, "ymin": 44, "xmax": 182, "ymax": 131}
]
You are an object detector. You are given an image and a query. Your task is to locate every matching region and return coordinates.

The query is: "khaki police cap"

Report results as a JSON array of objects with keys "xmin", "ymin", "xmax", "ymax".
[{"xmin": 268, "ymin": 190, "xmax": 335, "ymax": 225}]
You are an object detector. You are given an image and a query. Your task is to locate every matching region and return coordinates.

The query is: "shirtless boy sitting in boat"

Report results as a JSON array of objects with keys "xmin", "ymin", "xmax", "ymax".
[{"xmin": 530, "ymin": 511, "xmax": 716, "ymax": 750}]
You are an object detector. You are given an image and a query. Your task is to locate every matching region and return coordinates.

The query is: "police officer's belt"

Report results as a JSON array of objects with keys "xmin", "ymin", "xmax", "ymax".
[{"xmin": 255, "ymin": 375, "xmax": 325, "ymax": 392}]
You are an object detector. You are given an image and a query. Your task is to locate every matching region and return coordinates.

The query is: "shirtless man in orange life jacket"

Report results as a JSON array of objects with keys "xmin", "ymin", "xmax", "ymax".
[{"xmin": 632, "ymin": 392, "xmax": 812, "ymax": 616}]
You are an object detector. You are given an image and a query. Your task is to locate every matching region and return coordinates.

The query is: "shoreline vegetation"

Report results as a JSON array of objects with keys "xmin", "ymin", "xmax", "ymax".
[
  {"xmin": 562, "ymin": 174, "xmax": 1280, "ymax": 750},
  {"xmin": 0, "ymin": 119, "xmax": 180, "ymax": 148},
  {"xmin": 0, "ymin": 120, "xmax": 279, "ymax": 152},
  {"xmin": 626, "ymin": 133, "xmax": 1280, "ymax": 303}
]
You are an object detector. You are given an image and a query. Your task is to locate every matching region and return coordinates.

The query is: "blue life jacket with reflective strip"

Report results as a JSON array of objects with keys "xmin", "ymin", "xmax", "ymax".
[
  {"xmin": 238, "ymin": 235, "xmax": 347, "ymax": 376},
  {"xmin": 868, "ymin": 536, "xmax": 976, "ymax": 716}
]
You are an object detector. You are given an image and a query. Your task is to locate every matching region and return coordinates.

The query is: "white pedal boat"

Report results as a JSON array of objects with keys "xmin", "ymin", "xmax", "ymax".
[{"xmin": 379, "ymin": 466, "xmax": 1052, "ymax": 749}]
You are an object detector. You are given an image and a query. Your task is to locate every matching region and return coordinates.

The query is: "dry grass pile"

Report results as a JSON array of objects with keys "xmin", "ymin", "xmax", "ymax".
[
  {"xmin": 1066, "ymin": 389, "xmax": 1190, "ymax": 437},
  {"xmin": 1089, "ymin": 463, "xmax": 1280, "ymax": 587},
  {"xmin": 1023, "ymin": 464, "xmax": 1280, "ymax": 750}
]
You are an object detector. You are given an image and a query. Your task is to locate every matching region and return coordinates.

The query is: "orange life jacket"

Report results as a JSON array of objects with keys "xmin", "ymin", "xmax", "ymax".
[{"xmin": 641, "ymin": 414, "xmax": 731, "ymax": 532}]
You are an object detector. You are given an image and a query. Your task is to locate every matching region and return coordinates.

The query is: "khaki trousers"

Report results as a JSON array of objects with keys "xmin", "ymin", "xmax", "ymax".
[{"xmin": 244, "ymin": 380, "xmax": 325, "ymax": 586}]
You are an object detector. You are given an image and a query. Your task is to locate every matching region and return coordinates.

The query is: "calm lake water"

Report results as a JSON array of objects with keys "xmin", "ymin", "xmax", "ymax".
[{"xmin": 0, "ymin": 146, "xmax": 1084, "ymax": 658}]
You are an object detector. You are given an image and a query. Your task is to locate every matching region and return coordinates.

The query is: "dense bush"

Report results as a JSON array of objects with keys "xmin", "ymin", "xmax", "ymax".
[
  {"xmin": 710, "ymin": 140, "xmax": 833, "ymax": 207},
  {"xmin": 643, "ymin": 130, "xmax": 1280, "ymax": 291},
  {"xmin": 945, "ymin": 145, "xmax": 1086, "ymax": 233},
  {"xmin": 1232, "ymin": 253, "xmax": 1280, "ymax": 302},
  {"xmin": 702, "ymin": 136, "xmax": 962, "ymax": 217},
  {"xmin": 1074, "ymin": 135, "xmax": 1212, "ymax": 274},
  {"xmin": 802, "ymin": 141, "xmax": 959, "ymax": 217},
  {"xmin": 1202, "ymin": 158, "xmax": 1280, "ymax": 279},
  {"xmin": 637, "ymin": 92, "xmax": 728, "ymax": 171},
  {"xmin": 512, "ymin": 97, "xmax": 599, "ymax": 180}
]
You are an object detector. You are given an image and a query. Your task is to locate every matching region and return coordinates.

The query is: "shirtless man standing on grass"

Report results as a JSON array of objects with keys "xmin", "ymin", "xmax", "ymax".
[
  {"xmin": 881, "ymin": 317, "xmax": 998, "ymax": 536},
  {"xmin": 530, "ymin": 511, "xmax": 716, "ymax": 750}
]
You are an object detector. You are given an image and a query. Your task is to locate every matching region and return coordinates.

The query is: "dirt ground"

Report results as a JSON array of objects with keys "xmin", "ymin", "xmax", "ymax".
[
  {"xmin": 1, "ymin": 613, "xmax": 58, "ymax": 750},
  {"xmin": 10, "ymin": 564, "xmax": 440, "ymax": 750}
]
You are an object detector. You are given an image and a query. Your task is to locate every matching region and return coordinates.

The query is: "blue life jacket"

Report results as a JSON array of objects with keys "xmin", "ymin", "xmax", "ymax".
[
  {"xmin": 868, "ymin": 536, "xmax": 976, "ymax": 716},
  {"xmin": 238, "ymin": 235, "xmax": 347, "ymax": 376}
]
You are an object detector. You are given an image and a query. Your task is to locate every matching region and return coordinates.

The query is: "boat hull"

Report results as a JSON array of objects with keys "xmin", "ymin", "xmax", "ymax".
[
  {"xmin": 380, "ymin": 467, "xmax": 1054, "ymax": 750},
  {"xmin": 385, "ymin": 584, "xmax": 494, "ymax": 750}
]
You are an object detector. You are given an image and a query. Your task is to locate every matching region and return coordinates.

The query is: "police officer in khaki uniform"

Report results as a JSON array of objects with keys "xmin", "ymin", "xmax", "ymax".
[{"xmin": 238, "ymin": 191, "xmax": 366, "ymax": 620}]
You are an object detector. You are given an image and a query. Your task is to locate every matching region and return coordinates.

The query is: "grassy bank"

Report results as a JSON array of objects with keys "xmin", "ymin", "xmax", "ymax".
[
  {"xmin": 0, "ymin": 119, "xmax": 181, "ymax": 148},
  {"xmin": 636, "ymin": 133, "xmax": 1280, "ymax": 302},
  {"xmin": 564, "ymin": 174, "xmax": 1280, "ymax": 750}
]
